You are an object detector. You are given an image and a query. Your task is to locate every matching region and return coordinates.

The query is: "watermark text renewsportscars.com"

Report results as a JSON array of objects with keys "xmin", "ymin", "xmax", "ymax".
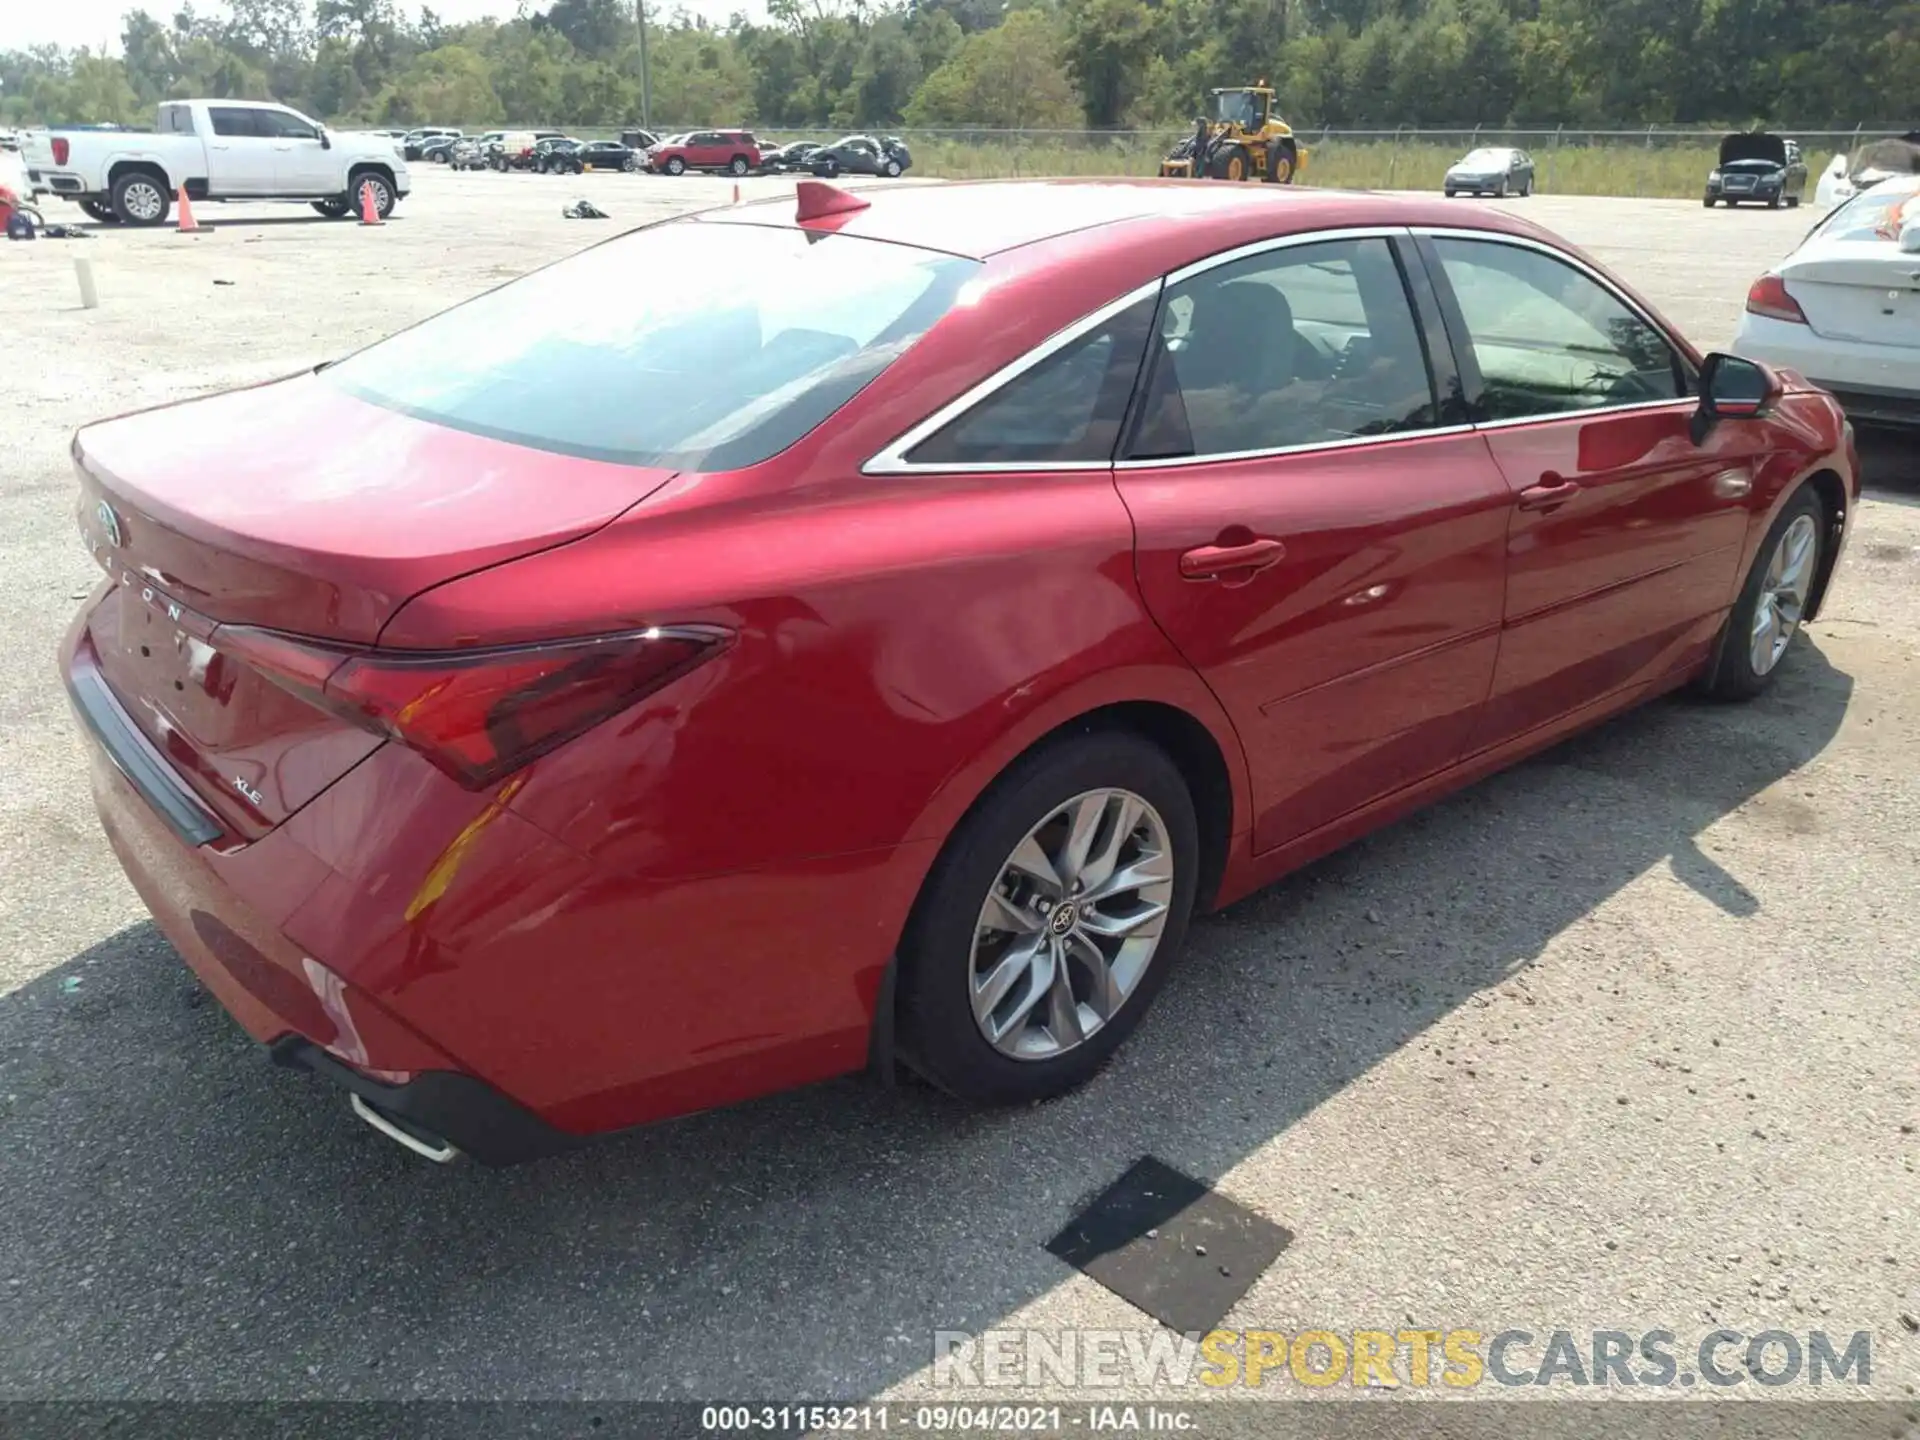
[{"xmin": 932, "ymin": 1327, "xmax": 1874, "ymax": 1389}]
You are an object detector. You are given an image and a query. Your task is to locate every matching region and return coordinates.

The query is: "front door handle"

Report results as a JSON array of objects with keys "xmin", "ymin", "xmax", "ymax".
[
  {"xmin": 1179, "ymin": 537, "xmax": 1286, "ymax": 581},
  {"xmin": 1517, "ymin": 477, "xmax": 1581, "ymax": 511}
]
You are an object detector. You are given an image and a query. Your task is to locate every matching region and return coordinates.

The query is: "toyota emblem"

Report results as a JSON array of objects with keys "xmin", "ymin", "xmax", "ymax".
[{"xmin": 96, "ymin": 500, "xmax": 122, "ymax": 548}]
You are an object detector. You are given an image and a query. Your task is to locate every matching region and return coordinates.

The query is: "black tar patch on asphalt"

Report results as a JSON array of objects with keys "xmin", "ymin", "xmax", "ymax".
[{"xmin": 1045, "ymin": 1155, "xmax": 1293, "ymax": 1334}]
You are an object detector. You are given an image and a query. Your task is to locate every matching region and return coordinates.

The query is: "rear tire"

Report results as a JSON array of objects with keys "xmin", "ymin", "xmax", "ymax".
[
  {"xmin": 896, "ymin": 730, "xmax": 1199, "ymax": 1106},
  {"xmin": 1698, "ymin": 487, "xmax": 1825, "ymax": 701},
  {"xmin": 109, "ymin": 171, "xmax": 170, "ymax": 226}
]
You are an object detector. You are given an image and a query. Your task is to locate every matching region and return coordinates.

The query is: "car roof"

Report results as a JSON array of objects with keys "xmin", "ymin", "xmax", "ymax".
[{"xmin": 700, "ymin": 177, "xmax": 1561, "ymax": 262}]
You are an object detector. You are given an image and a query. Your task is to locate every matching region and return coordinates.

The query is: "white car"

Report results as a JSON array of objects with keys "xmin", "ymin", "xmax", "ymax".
[
  {"xmin": 23, "ymin": 99, "xmax": 409, "ymax": 226},
  {"xmin": 1732, "ymin": 175, "xmax": 1920, "ymax": 429}
]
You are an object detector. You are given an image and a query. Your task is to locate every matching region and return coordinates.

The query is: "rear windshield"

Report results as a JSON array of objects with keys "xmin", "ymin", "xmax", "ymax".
[
  {"xmin": 323, "ymin": 222, "xmax": 975, "ymax": 471},
  {"xmin": 1814, "ymin": 178, "xmax": 1920, "ymax": 242}
]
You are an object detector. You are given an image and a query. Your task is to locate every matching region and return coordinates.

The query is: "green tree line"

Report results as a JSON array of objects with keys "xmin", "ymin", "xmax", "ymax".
[{"xmin": 2, "ymin": 0, "xmax": 1914, "ymax": 135}]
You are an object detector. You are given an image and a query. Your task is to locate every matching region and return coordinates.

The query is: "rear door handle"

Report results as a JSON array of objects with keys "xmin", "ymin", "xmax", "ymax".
[
  {"xmin": 1517, "ymin": 477, "xmax": 1581, "ymax": 511},
  {"xmin": 1179, "ymin": 537, "xmax": 1286, "ymax": 581}
]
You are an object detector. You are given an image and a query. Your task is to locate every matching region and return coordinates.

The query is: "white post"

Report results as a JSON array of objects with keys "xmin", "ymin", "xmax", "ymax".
[{"xmin": 74, "ymin": 257, "xmax": 99, "ymax": 309}]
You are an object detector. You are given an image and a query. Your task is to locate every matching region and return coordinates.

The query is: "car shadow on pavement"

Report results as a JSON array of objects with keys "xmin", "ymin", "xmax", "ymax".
[{"xmin": 0, "ymin": 638, "xmax": 1852, "ymax": 1399}]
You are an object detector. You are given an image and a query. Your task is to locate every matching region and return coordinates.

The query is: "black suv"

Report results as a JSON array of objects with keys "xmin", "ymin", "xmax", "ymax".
[{"xmin": 1705, "ymin": 133, "xmax": 1808, "ymax": 208}]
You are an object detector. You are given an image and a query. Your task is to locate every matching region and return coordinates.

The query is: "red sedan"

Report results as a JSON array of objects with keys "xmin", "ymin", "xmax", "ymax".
[{"xmin": 62, "ymin": 179, "xmax": 1857, "ymax": 1164}]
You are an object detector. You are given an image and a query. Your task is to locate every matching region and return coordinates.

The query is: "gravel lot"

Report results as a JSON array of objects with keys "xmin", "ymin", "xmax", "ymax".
[{"xmin": 0, "ymin": 170, "xmax": 1915, "ymax": 1408}]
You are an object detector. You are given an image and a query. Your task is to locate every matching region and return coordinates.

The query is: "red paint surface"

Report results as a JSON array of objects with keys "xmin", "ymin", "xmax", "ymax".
[{"xmin": 61, "ymin": 182, "xmax": 1858, "ymax": 1139}]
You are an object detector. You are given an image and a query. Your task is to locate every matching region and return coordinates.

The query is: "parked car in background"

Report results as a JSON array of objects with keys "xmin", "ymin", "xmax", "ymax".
[
  {"xmin": 1705, "ymin": 132, "xmax": 1807, "ymax": 208},
  {"xmin": 22, "ymin": 98, "xmax": 409, "ymax": 225},
  {"xmin": 1443, "ymin": 146, "xmax": 1534, "ymax": 198},
  {"xmin": 419, "ymin": 134, "xmax": 462, "ymax": 164},
  {"xmin": 647, "ymin": 129, "xmax": 761, "ymax": 175},
  {"xmin": 1814, "ymin": 131, "xmax": 1920, "ymax": 210},
  {"xmin": 402, "ymin": 127, "xmax": 460, "ymax": 160},
  {"xmin": 757, "ymin": 140, "xmax": 822, "ymax": 173},
  {"xmin": 531, "ymin": 136, "xmax": 584, "ymax": 172},
  {"xmin": 1732, "ymin": 174, "xmax": 1920, "ymax": 428},
  {"xmin": 489, "ymin": 131, "xmax": 561, "ymax": 171},
  {"xmin": 57, "ymin": 179, "xmax": 1857, "ymax": 1164},
  {"xmin": 807, "ymin": 134, "xmax": 912, "ymax": 178},
  {"xmin": 449, "ymin": 134, "xmax": 499, "ymax": 170},
  {"xmin": 568, "ymin": 139, "xmax": 637, "ymax": 172}
]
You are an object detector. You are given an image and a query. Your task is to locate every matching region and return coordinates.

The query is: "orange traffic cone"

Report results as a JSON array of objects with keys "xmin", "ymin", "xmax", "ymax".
[
  {"xmin": 357, "ymin": 179, "xmax": 383, "ymax": 226},
  {"xmin": 175, "ymin": 184, "xmax": 200, "ymax": 232}
]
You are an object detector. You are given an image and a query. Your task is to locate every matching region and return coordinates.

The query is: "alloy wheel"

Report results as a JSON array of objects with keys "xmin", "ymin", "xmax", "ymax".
[
  {"xmin": 1750, "ymin": 513, "xmax": 1818, "ymax": 676},
  {"xmin": 968, "ymin": 788, "xmax": 1174, "ymax": 1061},
  {"xmin": 122, "ymin": 180, "xmax": 165, "ymax": 221}
]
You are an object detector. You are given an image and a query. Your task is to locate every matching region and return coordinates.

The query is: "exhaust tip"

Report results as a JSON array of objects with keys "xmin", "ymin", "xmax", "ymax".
[{"xmin": 349, "ymin": 1092, "xmax": 459, "ymax": 1164}]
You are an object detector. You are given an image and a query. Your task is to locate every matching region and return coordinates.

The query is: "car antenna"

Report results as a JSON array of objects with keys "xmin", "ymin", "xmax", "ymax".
[{"xmin": 795, "ymin": 179, "xmax": 870, "ymax": 224}]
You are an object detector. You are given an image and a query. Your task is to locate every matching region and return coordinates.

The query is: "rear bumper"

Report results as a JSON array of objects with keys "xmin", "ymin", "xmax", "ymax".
[
  {"xmin": 269, "ymin": 1037, "xmax": 580, "ymax": 1165},
  {"xmin": 1732, "ymin": 320, "xmax": 1920, "ymax": 426},
  {"xmin": 76, "ymin": 706, "xmax": 575, "ymax": 1164},
  {"xmin": 1820, "ymin": 382, "xmax": 1920, "ymax": 429}
]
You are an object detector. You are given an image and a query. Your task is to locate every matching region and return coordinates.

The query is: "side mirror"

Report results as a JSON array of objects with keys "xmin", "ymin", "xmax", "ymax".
[
  {"xmin": 1692, "ymin": 352, "xmax": 1779, "ymax": 444},
  {"xmin": 318, "ymin": 128, "xmax": 331, "ymax": 150}
]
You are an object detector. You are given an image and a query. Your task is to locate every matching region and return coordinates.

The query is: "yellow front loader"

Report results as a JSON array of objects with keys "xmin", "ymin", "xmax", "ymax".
[{"xmin": 1158, "ymin": 83, "xmax": 1307, "ymax": 184}]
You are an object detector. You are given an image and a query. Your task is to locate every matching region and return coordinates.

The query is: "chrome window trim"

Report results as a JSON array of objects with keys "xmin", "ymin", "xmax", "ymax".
[
  {"xmin": 1113, "ymin": 423, "xmax": 1478, "ymax": 471},
  {"xmin": 1161, "ymin": 224, "xmax": 1411, "ymax": 288},
  {"xmin": 861, "ymin": 277, "xmax": 1165, "ymax": 476},
  {"xmin": 1470, "ymin": 396, "xmax": 1698, "ymax": 433},
  {"xmin": 862, "ymin": 223, "xmax": 1704, "ymax": 478}
]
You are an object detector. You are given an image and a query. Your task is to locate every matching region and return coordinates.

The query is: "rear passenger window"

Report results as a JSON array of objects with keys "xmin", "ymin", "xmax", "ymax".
[
  {"xmin": 906, "ymin": 293, "xmax": 1157, "ymax": 466},
  {"xmin": 1430, "ymin": 238, "xmax": 1685, "ymax": 419},
  {"xmin": 209, "ymin": 107, "xmax": 259, "ymax": 138},
  {"xmin": 1126, "ymin": 237, "xmax": 1439, "ymax": 460}
]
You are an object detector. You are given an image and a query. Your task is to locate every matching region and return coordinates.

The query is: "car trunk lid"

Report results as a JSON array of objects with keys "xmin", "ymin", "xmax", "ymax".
[
  {"xmin": 74, "ymin": 374, "xmax": 676, "ymax": 841},
  {"xmin": 1781, "ymin": 244, "xmax": 1920, "ymax": 348}
]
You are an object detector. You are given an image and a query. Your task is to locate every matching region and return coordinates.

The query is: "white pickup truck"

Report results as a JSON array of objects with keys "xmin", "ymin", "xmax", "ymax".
[{"xmin": 24, "ymin": 99, "xmax": 410, "ymax": 226}]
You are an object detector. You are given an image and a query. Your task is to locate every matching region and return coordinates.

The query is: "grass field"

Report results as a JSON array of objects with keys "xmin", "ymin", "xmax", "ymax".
[{"xmin": 896, "ymin": 135, "xmax": 1727, "ymax": 197}]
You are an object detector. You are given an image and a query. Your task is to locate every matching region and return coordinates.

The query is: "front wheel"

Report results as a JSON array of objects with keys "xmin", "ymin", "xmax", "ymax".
[
  {"xmin": 896, "ymin": 730, "xmax": 1199, "ymax": 1105},
  {"xmin": 665, "ymin": 156, "xmax": 686, "ymax": 175},
  {"xmin": 728, "ymin": 156, "xmax": 750, "ymax": 176},
  {"xmin": 623, "ymin": 155, "xmax": 638, "ymax": 172},
  {"xmin": 883, "ymin": 158, "xmax": 902, "ymax": 177},
  {"xmin": 1698, "ymin": 488, "xmax": 1825, "ymax": 700},
  {"xmin": 348, "ymin": 170, "xmax": 396, "ymax": 219}
]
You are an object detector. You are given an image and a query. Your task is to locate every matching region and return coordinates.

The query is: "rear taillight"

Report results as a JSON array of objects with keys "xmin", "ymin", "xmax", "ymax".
[
  {"xmin": 219, "ymin": 625, "xmax": 730, "ymax": 788},
  {"xmin": 1745, "ymin": 273, "xmax": 1807, "ymax": 324},
  {"xmin": 52, "ymin": 137, "xmax": 69, "ymax": 165}
]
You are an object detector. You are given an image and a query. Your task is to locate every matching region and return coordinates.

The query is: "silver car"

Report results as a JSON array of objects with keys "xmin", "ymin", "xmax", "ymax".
[{"xmin": 1444, "ymin": 146, "xmax": 1535, "ymax": 198}]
